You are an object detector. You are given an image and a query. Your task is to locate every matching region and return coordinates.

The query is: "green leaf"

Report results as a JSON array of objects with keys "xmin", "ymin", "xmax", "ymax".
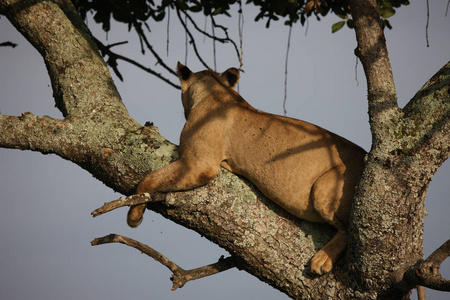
[
  {"xmin": 189, "ymin": 5, "xmax": 203, "ymax": 13},
  {"xmin": 385, "ymin": 19, "xmax": 393, "ymax": 30},
  {"xmin": 381, "ymin": 1, "xmax": 393, "ymax": 9},
  {"xmin": 177, "ymin": 2, "xmax": 189, "ymax": 11},
  {"xmin": 153, "ymin": 11, "xmax": 165, "ymax": 21},
  {"xmin": 336, "ymin": 14, "xmax": 348, "ymax": 20},
  {"xmin": 212, "ymin": 7, "xmax": 223, "ymax": 15},
  {"xmin": 379, "ymin": 7, "xmax": 395, "ymax": 18},
  {"xmin": 331, "ymin": 21, "xmax": 345, "ymax": 33},
  {"xmin": 346, "ymin": 19, "xmax": 354, "ymax": 29}
]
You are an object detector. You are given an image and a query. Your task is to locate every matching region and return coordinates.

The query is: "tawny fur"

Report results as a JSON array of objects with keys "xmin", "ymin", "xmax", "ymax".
[{"xmin": 128, "ymin": 62, "xmax": 366, "ymax": 274}]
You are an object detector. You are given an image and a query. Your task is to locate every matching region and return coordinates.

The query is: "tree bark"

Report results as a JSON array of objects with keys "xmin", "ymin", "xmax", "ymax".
[
  {"xmin": 1, "ymin": 0, "xmax": 449, "ymax": 299},
  {"xmin": 347, "ymin": 0, "xmax": 450, "ymax": 297}
]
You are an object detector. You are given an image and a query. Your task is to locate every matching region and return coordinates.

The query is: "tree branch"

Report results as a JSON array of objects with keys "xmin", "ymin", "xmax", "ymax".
[
  {"xmin": 2, "ymin": 0, "xmax": 131, "ymax": 119},
  {"xmin": 346, "ymin": 1, "xmax": 431, "ymax": 295},
  {"xmin": 94, "ymin": 37, "xmax": 181, "ymax": 89},
  {"xmin": 402, "ymin": 60, "xmax": 450, "ymax": 167},
  {"xmin": 132, "ymin": 21, "xmax": 178, "ymax": 77},
  {"xmin": 0, "ymin": 113, "xmax": 68, "ymax": 153},
  {"xmin": 0, "ymin": 41, "xmax": 17, "ymax": 47},
  {"xmin": 175, "ymin": 6, "xmax": 211, "ymax": 70},
  {"xmin": 349, "ymin": 0, "xmax": 399, "ymax": 151},
  {"xmin": 403, "ymin": 239, "xmax": 450, "ymax": 291},
  {"xmin": 91, "ymin": 234, "xmax": 237, "ymax": 291},
  {"xmin": 180, "ymin": 9, "xmax": 243, "ymax": 69},
  {"xmin": 2, "ymin": 2, "xmax": 344, "ymax": 297},
  {"xmin": 91, "ymin": 193, "xmax": 164, "ymax": 217}
]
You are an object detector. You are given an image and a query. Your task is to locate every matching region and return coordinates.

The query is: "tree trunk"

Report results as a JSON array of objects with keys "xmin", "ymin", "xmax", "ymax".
[
  {"xmin": 1, "ymin": 0, "xmax": 449, "ymax": 299},
  {"xmin": 347, "ymin": 0, "xmax": 450, "ymax": 297}
]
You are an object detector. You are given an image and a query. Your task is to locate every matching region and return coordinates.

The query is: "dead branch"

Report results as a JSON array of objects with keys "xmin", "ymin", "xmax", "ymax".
[
  {"xmin": 415, "ymin": 239, "xmax": 450, "ymax": 291},
  {"xmin": 175, "ymin": 6, "xmax": 210, "ymax": 70},
  {"xmin": 91, "ymin": 234, "xmax": 237, "ymax": 290},
  {"xmin": 132, "ymin": 21, "xmax": 178, "ymax": 77},
  {"xmin": 403, "ymin": 239, "xmax": 450, "ymax": 292},
  {"xmin": 91, "ymin": 193, "xmax": 164, "ymax": 217},
  {"xmin": 180, "ymin": 9, "xmax": 242, "ymax": 68},
  {"xmin": 170, "ymin": 255, "xmax": 237, "ymax": 290},
  {"xmin": 94, "ymin": 38, "xmax": 181, "ymax": 89},
  {"xmin": 417, "ymin": 285, "xmax": 425, "ymax": 300}
]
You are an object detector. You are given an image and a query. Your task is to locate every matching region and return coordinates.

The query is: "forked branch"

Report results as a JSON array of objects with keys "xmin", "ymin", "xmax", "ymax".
[
  {"xmin": 403, "ymin": 239, "xmax": 450, "ymax": 292},
  {"xmin": 179, "ymin": 9, "xmax": 243, "ymax": 69},
  {"xmin": 94, "ymin": 37, "xmax": 181, "ymax": 89},
  {"xmin": 91, "ymin": 234, "xmax": 237, "ymax": 290}
]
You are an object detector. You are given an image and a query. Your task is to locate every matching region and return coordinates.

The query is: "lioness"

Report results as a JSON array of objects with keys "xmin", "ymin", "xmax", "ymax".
[{"xmin": 128, "ymin": 62, "xmax": 366, "ymax": 274}]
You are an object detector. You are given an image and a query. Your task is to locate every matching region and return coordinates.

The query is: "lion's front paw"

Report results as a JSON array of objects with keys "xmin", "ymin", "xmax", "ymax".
[
  {"xmin": 310, "ymin": 250, "xmax": 333, "ymax": 275},
  {"xmin": 127, "ymin": 204, "xmax": 146, "ymax": 228}
]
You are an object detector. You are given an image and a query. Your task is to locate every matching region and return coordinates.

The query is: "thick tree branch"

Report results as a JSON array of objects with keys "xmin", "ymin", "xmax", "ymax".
[
  {"xmin": 1, "ymin": 0, "xmax": 132, "ymax": 121},
  {"xmin": 402, "ymin": 60, "xmax": 450, "ymax": 169},
  {"xmin": 91, "ymin": 234, "xmax": 237, "ymax": 291},
  {"xmin": 0, "ymin": 113, "xmax": 67, "ymax": 152},
  {"xmin": 349, "ymin": 0, "xmax": 399, "ymax": 152},
  {"xmin": 347, "ymin": 1, "xmax": 431, "ymax": 296},
  {"xmin": 1, "ymin": 0, "xmax": 146, "ymax": 195},
  {"xmin": 347, "ymin": 1, "xmax": 448, "ymax": 297}
]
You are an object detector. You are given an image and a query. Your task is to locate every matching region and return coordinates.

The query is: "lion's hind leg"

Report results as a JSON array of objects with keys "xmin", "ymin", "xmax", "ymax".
[
  {"xmin": 310, "ymin": 230, "xmax": 348, "ymax": 274},
  {"xmin": 310, "ymin": 166, "xmax": 353, "ymax": 274}
]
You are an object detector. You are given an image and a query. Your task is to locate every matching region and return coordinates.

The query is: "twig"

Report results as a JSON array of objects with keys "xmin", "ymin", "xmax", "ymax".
[
  {"xmin": 91, "ymin": 234, "xmax": 237, "ymax": 290},
  {"xmin": 211, "ymin": 15, "xmax": 217, "ymax": 71},
  {"xmin": 417, "ymin": 285, "xmax": 426, "ymax": 300},
  {"xmin": 179, "ymin": 9, "xmax": 242, "ymax": 69},
  {"xmin": 176, "ymin": 7, "xmax": 211, "ymax": 69},
  {"xmin": 283, "ymin": 25, "xmax": 292, "ymax": 116},
  {"xmin": 94, "ymin": 38, "xmax": 180, "ymax": 89},
  {"xmin": 133, "ymin": 21, "xmax": 178, "ymax": 76},
  {"xmin": 184, "ymin": 12, "xmax": 188, "ymax": 65},
  {"xmin": 170, "ymin": 255, "xmax": 236, "ymax": 290},
  {"xmin": 166, "ymin": 6, "xmax": 170, "ymax": 56},
  {"xmin": 91, "ymin": 193, "xmax": 163, "ymax": 217},
  {"xmin": 238, "ymin": 0, "xmax": 244, "ymax": 71},
  {"xmin": 402, "ymin": 239, "xmax": 450, "ymax": 292},
  {"xmin": 426, "ymin": 0, "xmax": 430, "ymax": 47},
  {"xmin": 0, "ymin": 41, "xmax": 18, "ymax": 47}
]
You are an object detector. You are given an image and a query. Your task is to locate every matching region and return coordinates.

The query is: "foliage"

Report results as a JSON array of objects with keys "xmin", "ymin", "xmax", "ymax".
[
  {"xmin": 332, "ymin": 0, "xmax": 410, "ymax": 32},
  {"xmin": 73, "ymin": 0, "xmax": 410, "ymax": 33},
  {"xmin": 70, "ymin": 0, "xmax": 410, "ymax": 86}
]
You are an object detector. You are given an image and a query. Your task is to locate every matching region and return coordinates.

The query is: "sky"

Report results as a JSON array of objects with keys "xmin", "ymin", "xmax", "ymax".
[{"xmin": 0, "ymin": 2, "xmax": 449, "ymax": 300}]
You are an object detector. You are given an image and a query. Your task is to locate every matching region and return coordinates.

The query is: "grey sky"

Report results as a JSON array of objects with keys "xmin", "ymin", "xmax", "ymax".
[{"xmin": 1, "ymin": 2, "xmax": 449, "ymax": 300}]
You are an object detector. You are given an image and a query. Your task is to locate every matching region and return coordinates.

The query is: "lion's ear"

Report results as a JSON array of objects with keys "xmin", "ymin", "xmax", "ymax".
[
  {"xmin": 177, "ymin": 62, "xmax": 195, "ymax": 92},
  {"xmin": 221, "ymin": 68, "xmax": 240, "ymax": 89},
  {"xmin": 177, "ymin": 62, "xmax": 192, "ymax": 81}
]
